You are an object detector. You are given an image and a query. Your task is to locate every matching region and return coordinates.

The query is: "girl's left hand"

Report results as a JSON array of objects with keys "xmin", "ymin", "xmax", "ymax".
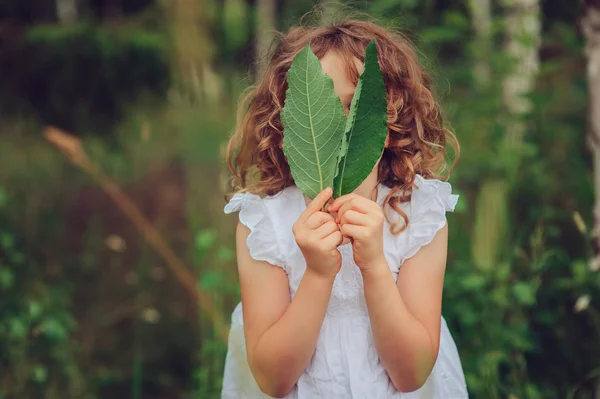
[{"xmin": 327, "ymin": 193, "xmax": 387, "ymax": 272}]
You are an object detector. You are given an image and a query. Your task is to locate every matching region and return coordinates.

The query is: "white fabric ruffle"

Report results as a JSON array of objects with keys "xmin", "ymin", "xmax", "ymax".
[
  {"xmin": 400, "ymin": 175, "xmax": 459, "ymax": 264},
  {"xmin": 225, "ymin": 192, "xmax": 286, "ymax": 270}
]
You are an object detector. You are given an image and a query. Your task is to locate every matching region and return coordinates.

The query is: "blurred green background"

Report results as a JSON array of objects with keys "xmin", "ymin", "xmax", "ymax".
[{"xmin": 1, "ymin": 0, "xmax": 599, "ymax": 398}]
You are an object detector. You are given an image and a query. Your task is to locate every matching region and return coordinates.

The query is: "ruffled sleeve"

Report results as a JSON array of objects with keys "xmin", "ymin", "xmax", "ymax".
[
  {"xmin": 400, "ymin": 175, "xmax": 459, "ymax": 265},
  {"xmin": 224, "ymin": 193, "xmax": 286, "ymax": 270}
]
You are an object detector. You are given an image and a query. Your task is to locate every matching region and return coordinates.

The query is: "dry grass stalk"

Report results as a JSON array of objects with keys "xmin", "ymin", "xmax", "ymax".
[{"xmin": 43, "ymin": 126, "xmax": 229, "ymax": 342}]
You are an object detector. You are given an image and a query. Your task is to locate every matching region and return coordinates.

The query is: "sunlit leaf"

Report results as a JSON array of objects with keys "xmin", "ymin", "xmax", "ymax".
[
  {"xmin": 281, "ymin": 43, "xmax": 347, "ymax": 199},
  {"xmin": 512, "ymin": 282, "xmax": 536, "ymax": 305},
  {"xmin": 33, "ymin": 365, "xmax": 47, "ymax": 383},
  {"xmin": 29, "ymin": 301, "xmax": 42, "ymax": 319}
]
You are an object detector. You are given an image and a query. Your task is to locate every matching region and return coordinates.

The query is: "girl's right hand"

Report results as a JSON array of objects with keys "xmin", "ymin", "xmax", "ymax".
[{"xmin": 292, "ymin": 187, "xmax": 343, "ymax": 279}]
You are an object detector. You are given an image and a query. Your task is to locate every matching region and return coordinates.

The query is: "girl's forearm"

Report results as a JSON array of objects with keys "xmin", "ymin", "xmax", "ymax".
[
  {"xmin": 361, "ymin": 263, "xmax": 437, "ymax": 393},
  {"xmin": 250, "ymin": 269, "xmax": 334, "ymax": 397}
]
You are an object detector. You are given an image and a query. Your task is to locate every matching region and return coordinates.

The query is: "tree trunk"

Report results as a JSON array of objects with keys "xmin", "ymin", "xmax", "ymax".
[
  {"xmin": 582, "ymin": 4, "xmax": 600, "ymax": 396},
  {"xmin": 468, "ymin": 0, "xmax": 492, "ymax": 85},
  {"xmin": 470, "ymin": 0, "xmax": 541, "ymax": 271},
  {"xmin": 256, "ymin": 0, "xmax": 276, "ymax": 78},
  {"xmin": 468, "ymin": 0, "xmax": 497, "ymax": 269},
  {"xmin": 583, "ymin": 0, "xmax": 600, "ymax": 251},
  {"xmin": 502, "ymin": 0, "xmax": 541, "ymax": 147},
  {"xmin": 56, "ymin": 0, "xmax": 77, "ymax": 23}
]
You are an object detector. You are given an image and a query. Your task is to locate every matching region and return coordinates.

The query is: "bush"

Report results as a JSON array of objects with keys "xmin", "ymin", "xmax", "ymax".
[{"xmin": 0, "ymin": 23, "xmax": 170, "ymax": 133}]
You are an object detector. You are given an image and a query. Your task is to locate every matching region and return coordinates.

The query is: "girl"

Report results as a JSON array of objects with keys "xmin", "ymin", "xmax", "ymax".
[{"xmin": 222, "ymin": 19, "xmax": 468, "ymax": 399}]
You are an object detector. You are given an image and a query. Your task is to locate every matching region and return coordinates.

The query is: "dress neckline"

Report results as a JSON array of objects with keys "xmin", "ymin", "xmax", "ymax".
[{"xmin": 297, "ymin": 183, "xmax": 389, "ymax": 209}]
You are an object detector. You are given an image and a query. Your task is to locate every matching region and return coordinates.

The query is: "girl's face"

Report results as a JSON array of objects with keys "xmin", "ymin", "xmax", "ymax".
[
  {"xmin": 319, "ymin": 50, "xmax": 389, "ymax": 150},
  {"xmin": 319, "ymin": 50, "xmax": 363, "ymax": 117}
]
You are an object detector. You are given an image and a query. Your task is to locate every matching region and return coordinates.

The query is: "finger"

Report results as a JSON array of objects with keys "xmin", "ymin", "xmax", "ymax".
[
  {"xmin": 328, "ymin": 194, "xmax": 373, "ymax": 214},
  {"xmin": 306, "ymin": 211, "xmax": 334, "ymax": 229},
  {"xmin": 300, "ymin": 188, "xmax": 333, "ymax": 222},
  {"xmin": 314, "ymin": 220, "xmax": 339, "ymax": 239},
  {"xmin": 335, "ymin": 197, "xmax": 373, "ymax": 223},
  {"xmin": 327, "ymin": 193, "xmax": 357, "ymax": 213},
  {"xmin": 335, "ymin": 200, "xmax": 358, "ymax": 224},
  {"xmin": 321, "ymin": 230, "xmax": 343, "ymax": 249},
  {"xmin": 340, "ymin": 210, "xmax": 372, "ymax": 227},
  {"xmin": 341, "ymin": 223, "xmax": 366, "ymax": 239}
]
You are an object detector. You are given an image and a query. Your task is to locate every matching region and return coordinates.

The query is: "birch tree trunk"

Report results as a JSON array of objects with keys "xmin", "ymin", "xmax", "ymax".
[
  {"xmin": 470, "ymin": 0, "xmax": 541, "ymax": 271},
  {"xmin": 468, "ymin": 0, "xmax": 492, "ymax": 85},
  {"xmin": 56, "ymin": 0, "xmax": 77, "ymax": 24},
  {"xmin": 502, "ymin": 0, "xmax": 541, "ymax": 148},
  {"xmin": 468, "ymin": 0, "xmax": 498, "ymax": 270},
  {"xmin": 582, "ymin": 3, "xmax": 600, "ymax": 395},
  {"xmin": 256, "ymin": 0, "xmax": 276, "ymax": 78},
  {"xmin": 583, "ymin": 0, "xmax": 600, "ymax": 252}
]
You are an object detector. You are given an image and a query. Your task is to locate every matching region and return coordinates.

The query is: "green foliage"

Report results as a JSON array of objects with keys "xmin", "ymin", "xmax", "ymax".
[
  {"xmin": 281, "ymin": 43, "xmax": 347, "ymax": 199},
  {"xmin": 0, "ymin": 195, "xmax": 83, "ymax": 398},
  {"xmin": 334, "ymin": 40, "xmax": 388, "ymax": 197},
  {"xmin": 222, "ymin": 0, "xmax": 250, "ymax": 54},
  {"xmin": 434, "ymin": 8, "xmax": 599, "ymax": 398},
  {"xmin": 0, "ymin": 23, "xmax": 170, "ymax": 133},
  {"xmin": 1, "ymin": 1, "xmax": 599, "ymax": 398}
]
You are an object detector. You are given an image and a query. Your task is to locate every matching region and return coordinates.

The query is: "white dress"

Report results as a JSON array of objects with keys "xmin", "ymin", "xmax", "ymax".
[{"xmin": 221, "ymin": 175, "xmax": 469, "ymax": 399}]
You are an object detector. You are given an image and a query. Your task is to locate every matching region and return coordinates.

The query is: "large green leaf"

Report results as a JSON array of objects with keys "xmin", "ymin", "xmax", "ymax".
[
  {"xmin": 281, "ymin": 43, "xmax": 347, "ymax": 199},
  {"xmin": 333, "ymin": 39, "xmax": 388, "ymax": 197}
]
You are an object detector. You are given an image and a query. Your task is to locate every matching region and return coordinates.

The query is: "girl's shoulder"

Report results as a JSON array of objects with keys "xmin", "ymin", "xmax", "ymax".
[
  {"xmin": 379, "ymin": 174, "xmax": 458, "ymax": 217},
  {"xmin": 224, "ymin": 185, "xmax": 304, "ymax": 218},
  {"xmin": 382, "ymin": 174, "xmax": 459, "ymax": 266},
  {"xmin": 224, "ymin": 186, "xmax": 304, "ymax": 269}
]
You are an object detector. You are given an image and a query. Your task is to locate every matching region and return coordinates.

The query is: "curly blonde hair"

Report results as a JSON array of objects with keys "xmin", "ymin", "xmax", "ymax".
[{"xmin": 226, "ymin": 19, "xmax": 458, "ymax": 233}]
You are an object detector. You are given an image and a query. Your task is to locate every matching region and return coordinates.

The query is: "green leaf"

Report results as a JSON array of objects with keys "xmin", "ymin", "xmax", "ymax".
[
  {"xmin": 195, "ymin": 229, "xmax": 217, "ymax": 252},
  {"xmin": 1, "ymin": 233, "xmax": 15, "ymax": 250},
  {"xmin": 33, "ymin": 365, "xmax": 47, "ymax": 383},
  {"xmin": 0, "ymin": 267, "xmax": 14, "ymax": 289},
  {"xmin": 333, "ymin": 40, "xmax": 388, "ymax": 197},
  {"xmin": 29, "ymin": 301, "xmax": 43, "ymax": 319},
  {"xmin": 9, "ymin": 318, "xmax": 28, "ymax": 338},
  {"xmin": 40, "ymin": 318, "xmax": 68, "ymax": 341},
  {"xmin": 216, "ymin": 246, "xmax": 236, "ymax": 262},
  {"xmin": 512, "ymin": 282, "xmax": 536, "ymax": 305},
  {"xmin": 199, "ymin": 270, "xmax": 223, "ymax": 291},
  {"xmin": 0, "ymin": 187, "xmax": 7, "ymax": 208},
  {"xmin": 461, "ymin": 274, "xmax": 486, "ymax": 290},
  {"xmin": 281, "ymin": 43, "xmax": 347, "ymax": 199}
]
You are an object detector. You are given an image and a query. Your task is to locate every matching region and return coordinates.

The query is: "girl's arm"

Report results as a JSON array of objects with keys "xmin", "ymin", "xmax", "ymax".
[
  {"xmin": 328, "ymin": 194, "xmax": 447, "ymax": 392},
  {"xmin": 236, "ymin": 188, "xmax": 342, "ymax": 398},
  {"xmin": 361, "ymin": 227, "xmax": 447, "ymax": 392}
]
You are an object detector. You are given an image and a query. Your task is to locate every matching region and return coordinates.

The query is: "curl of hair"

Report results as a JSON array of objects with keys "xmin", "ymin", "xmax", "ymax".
[{"xmin": 226, "ymin": 18, "xmax": 459, "ymax": 234}]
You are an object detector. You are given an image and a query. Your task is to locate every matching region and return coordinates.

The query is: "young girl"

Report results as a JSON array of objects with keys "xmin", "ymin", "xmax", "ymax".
[{"xmin": 222, "ymin": 19, "xmax": 468, "ymax": 399}]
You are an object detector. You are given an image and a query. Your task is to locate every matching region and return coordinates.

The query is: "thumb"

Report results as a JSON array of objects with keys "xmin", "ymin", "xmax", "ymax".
[
  {"xmin": 299, "ymin": 187, "xmax": 333, "ymax": 223},
  {"xmin": 307, "ymin": 187, "xmax": 333, "ymax": 212}
]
